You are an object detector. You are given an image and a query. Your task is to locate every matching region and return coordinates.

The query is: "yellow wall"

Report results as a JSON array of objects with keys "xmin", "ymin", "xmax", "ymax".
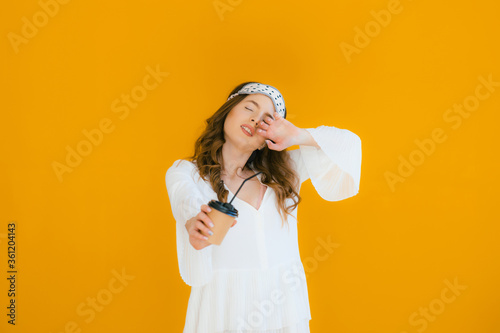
[{"xmin": 1, "ymin": 1, "xmax": 499, "ymax": 332}]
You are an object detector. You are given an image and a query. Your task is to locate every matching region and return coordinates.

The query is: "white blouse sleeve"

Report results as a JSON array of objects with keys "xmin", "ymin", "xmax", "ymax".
[
  {"xmin": 165, "ymin": 159, "xmax": 213, "ymax": 287},
  {"xmin": 288, "ymin": 125, "xmax": 362, "ymax": 201}
]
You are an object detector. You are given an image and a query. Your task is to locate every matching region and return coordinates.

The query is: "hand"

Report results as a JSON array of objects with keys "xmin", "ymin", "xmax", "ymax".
[
  {"xmin": 185, "ymin": 204, "xmax": 237, "ymax": 250},
  {"xmin": 255, "ymin": 111, "xmax": 302, "ymax": 151}
]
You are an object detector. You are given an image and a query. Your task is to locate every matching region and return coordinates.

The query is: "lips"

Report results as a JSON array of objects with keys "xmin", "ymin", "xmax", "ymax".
[{"xmin": 241, "ymin": 125, "xmax": 254, "ymax": 136}]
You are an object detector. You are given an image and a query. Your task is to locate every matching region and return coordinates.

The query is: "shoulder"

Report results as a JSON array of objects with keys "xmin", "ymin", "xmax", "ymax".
[
  {"xmin": 166, "ymin": 159, "xmax": 199, "ymax": 180},
  {"xmin": 171, "ymin": 159, "xmax": 196, "ymax": 170},
  {"xmin": 168, "ymin": 159, "xmax": 199, "ymax": 170}
]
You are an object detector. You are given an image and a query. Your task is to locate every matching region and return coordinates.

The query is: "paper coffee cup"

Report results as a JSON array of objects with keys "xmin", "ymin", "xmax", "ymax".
[{"xmin": 206, "ymin": 200, "xmax": 238, "ymax": 246}]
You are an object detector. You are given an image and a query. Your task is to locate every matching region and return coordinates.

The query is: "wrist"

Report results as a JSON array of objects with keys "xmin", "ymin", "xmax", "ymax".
[
  {"xmin": 295, "ymin": 128, "xmax": 320, "ymax": 148},
  {"xmin": 295, "ymin": 128, "xmax": 309, "ymax": 144}
]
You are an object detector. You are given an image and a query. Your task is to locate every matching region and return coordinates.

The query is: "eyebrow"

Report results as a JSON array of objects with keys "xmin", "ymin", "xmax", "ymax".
[{"xmin": 246, "ymin": 100, "xmax": 274, "ymax": 118}]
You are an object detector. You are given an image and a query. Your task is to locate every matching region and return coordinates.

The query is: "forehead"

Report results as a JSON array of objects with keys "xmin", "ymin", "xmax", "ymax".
[{"xmin": 241, "ymin": 94, "xmax": 275, "ymax": 115}]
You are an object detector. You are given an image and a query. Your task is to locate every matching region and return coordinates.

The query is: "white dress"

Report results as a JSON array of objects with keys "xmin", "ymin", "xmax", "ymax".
[{"xmin": 165, "ymin": 125, "xmax": 362, "ymax": 333}]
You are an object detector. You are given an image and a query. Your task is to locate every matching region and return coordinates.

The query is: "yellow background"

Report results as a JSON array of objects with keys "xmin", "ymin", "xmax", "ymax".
[{"xmin": 1, "ymin": 0, "xmax": 499, "ymax": 332}]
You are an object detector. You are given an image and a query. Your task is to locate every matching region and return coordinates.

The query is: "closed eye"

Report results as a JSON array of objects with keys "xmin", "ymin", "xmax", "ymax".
[{"xmin": 245, "ymin": 107, "xmax": 252, "ymax": 111}]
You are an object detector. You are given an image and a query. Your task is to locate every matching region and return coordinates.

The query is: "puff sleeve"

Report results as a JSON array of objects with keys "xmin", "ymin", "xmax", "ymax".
[
  {"xmin": 165, "ymin": 159, "xmax": 213, "ymax": 287},
  {"xmin": 288, "ymin": 125, "xmax": 362, "ymax": 201}
]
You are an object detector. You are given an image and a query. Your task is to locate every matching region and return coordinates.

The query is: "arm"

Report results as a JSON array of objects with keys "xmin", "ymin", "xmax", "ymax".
[
  {"xmin": 288, "ymin": 125, "xmax": 362, "ymax": 201},
  {"xmin": 165, "ymin": 159, "xmax": 214, "ymax": 287}
]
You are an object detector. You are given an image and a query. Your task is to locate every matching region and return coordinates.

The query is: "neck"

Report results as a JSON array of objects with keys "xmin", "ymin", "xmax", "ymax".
[{"xmin": 221, "ymin": 142, "xmax": 253, "ymax": 178}]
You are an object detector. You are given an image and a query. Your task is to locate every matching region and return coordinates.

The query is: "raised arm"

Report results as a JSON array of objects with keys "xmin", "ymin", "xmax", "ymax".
[{"xmin": 287, "ymin": 125, "xmax": 362, "ymax": 201}]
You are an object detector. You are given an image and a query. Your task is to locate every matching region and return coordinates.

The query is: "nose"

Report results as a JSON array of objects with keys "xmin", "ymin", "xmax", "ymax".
[
  {"xmin": 250, "ymin": 117, "xmax": 259, "ymax": 127},
  {"xmin": 251, "ymin": 114, "xmax": 264, "ymax": 127}
]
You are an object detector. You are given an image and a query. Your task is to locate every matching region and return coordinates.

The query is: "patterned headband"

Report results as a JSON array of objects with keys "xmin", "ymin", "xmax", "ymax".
[{"xmin": 227, "ymin": 82, "xmax": 286, "ymax": 119}]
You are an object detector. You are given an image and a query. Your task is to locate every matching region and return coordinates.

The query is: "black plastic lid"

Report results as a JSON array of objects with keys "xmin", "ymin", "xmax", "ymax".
[{"xmin": 208, "ymin": 200, "xmax": 238, "ymax": 217}]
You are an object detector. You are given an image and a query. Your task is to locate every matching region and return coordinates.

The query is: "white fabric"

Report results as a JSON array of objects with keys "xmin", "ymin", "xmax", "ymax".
[{"xmin": 165, "ymin": 125, "xmax": 362, "ymax": 333}]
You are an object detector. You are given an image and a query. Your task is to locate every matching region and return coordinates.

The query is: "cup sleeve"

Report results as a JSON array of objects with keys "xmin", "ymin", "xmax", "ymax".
[
  {"xmin": 287, "ymin": 125, "xmax": 362, "ymax": 201},
  {"xmin": 165, "ymin": 159, "xmax": 214, "ymax": 287}
]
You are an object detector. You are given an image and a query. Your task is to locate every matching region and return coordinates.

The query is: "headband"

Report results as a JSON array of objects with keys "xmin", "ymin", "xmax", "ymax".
[{"xmin": 227, "ymin": 82, "xmax": 286, "ymax": 119}]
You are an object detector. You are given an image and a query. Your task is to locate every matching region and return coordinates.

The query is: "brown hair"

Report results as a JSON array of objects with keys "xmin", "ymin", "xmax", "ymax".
[{"xmin": 184, "ymin": 81, "xmax": 302, "ymax": 228}]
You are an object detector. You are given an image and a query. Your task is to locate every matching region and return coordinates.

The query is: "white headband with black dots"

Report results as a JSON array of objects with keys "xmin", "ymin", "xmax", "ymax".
[{"xmin": 227, "ymin": 83, "xmax": 286, "ymax": 119}]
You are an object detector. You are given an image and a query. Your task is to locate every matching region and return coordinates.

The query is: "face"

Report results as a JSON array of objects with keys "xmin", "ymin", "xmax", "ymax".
[{"xmin": 223, "ymin": 93, "xmax": 275, "ymax": 153}]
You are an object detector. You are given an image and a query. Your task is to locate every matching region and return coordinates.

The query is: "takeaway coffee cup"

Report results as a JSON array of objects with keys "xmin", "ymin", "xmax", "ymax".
[
  {"xmin": 205, "ymin": 200, "xmax": 238, "ymax": 245},
  {"xmin": 205, "ymin": 171, "xmax": 262, "ymax": 246}
]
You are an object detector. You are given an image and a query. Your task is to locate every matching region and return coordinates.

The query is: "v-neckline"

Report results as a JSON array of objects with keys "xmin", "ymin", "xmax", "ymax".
[{"xmin": 223, "ymin": 169, "xmax": 269, "ymax": 212}]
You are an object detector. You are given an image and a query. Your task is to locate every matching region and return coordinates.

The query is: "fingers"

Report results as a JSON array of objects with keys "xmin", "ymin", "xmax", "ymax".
[
  {"xmin": 201, "ymin": 204, "xmax": 212, "ymax": 214},
  {"xmin": 192, "ymin": 227, "xmax": 208, "ymax": 241},
  {"xmin": 199, "ymin": 205, "xmax": 214, "ymax": 226},
  {"xmin": 187, "ymin": 220, "xmax": 209, "ymax": 241},
  {"xmin": 197, "ymin": 210, "xmax": 214, "ymax": 228},
  {"xmin": 259, "ymin": 117, "xmax": 271, "ymax": 130},
  {"xmin": 188, "ymin": 213, "xmax": 213, "ymax": 241},
  {"xmin": 195, "ymin": 220, "xmax": 213, "ymax": 238},
  {"xmin": 257, "ymin": 115, "xmax": 276, "ymax": 136}
]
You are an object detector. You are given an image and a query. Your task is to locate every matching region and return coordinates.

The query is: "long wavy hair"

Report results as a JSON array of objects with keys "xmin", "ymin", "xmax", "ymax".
[{"xmin": 184, "ymin": 82, "xmax": 302, "ymax": 228}]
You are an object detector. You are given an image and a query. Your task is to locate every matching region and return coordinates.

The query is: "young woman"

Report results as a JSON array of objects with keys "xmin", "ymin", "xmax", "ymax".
[{"xmin": 165, "ymin": 82, "xmax": 362, "ymax": 333}]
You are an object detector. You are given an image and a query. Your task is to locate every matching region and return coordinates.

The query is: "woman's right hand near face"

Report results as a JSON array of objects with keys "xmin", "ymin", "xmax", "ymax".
[{"xmin": 185, "ymin": 204, "xmax": 237, "ymax": 250}]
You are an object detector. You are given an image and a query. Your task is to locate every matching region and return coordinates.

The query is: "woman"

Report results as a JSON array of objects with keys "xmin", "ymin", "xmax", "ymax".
[{"xmin": 165, "ymin": 82, "xmax": 362, "ymax": 332}]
